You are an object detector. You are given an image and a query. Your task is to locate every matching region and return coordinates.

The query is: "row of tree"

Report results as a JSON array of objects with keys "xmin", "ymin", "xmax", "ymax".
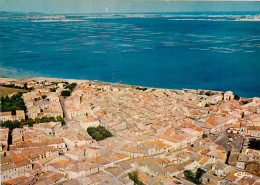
[{"xmin": 1, "ymin": 116, "xmax": 65, "ymax": 130}]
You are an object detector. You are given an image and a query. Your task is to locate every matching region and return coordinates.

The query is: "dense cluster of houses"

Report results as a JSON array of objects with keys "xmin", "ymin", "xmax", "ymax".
[
  {"xmin": 0, "ymin": 77, "xmax": 259, "ymax": 185},
  {"xmin": 23, "ymin": 91, "xmax": 63, "ymax": 119}
]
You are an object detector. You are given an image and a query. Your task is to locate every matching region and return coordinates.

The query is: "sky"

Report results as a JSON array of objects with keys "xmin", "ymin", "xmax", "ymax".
[{"xmin": 0, "ymin": 0, "xmax": 260, "ymax": 14}]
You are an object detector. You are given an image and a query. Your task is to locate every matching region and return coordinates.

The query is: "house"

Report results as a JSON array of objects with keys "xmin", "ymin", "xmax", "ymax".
[
  {"xmin": 137, "ymin": 171, "xmax": 162, "ymax": 185},
  {"xmin": 181, "ymin": 159, "xmax": 198, "ymax": 172},
  {"xmin": 0, "ymin": 110, "xmax": 25, "ymax": 122},
  {"xmin": 33, "ymin": 122, "xmax": 62, "ymax": 136},
  {"xmin": 62, "ymin": 132, "xmax": 92, "ymax": 149},
  {"xmin": 15, "ymin": 110, "xmax": 25, "ymax": 120},
  {"xmin": 65, "ymin": 161, "xmax": 97, "ymax": 179},
  {"xmin": 75, "ymin": 115, "xmax": 100, "ymax": 130},
  {"xmin": 225, "ymin": 169, "xmax": 240, "ymax": 183},
  {"xmin": 14, "ymin": 82, "xmax": 25, "ymax": 88},
  {"xmin": 198, "ymin": 156, "xmax": 213, "ymax": 167},
  {"xmin": 1, "ymin": 162, "xmax": 33, "ymax": 182},
  {"xmin": 65, "ymin": 147, "xmax": 86, "ymax": 161},
  {"xmin": 0, "ymin": 112, "xmax": 12, "ymax": 122},
  {"xmin": 211, "ymin": 162, "xmax": 230, "ymax": 177},
  {"xmin": 27, "ymin": 106, "xmax": 40, "ymax": 119},
  {"xmin": 0, "ymin": 128, "xmax": 9, "ymax": 151},
  {"xmin": 202, "ymin": 173, "xmax": 224, "ymax": 185},
  {"xmin": 140, "ymin": 140, "xmax": 169, "ymax": 156},
  {"xmin": 31, "ymin": 171, "xmax": 65, "ymax": 184},
  {"xmin": 80, "ymin": 171, "xmax": 122, "ymax": 185},
  {"xmin": 236, "ymin": 154, "xmax": 251, "ymax": 170},
  {"xmin": 223, "ymin": 91, "xmax": 234, "ymax": 101},
  {"xmin": 226, "ymin": 123, "xmax": 241, "ymax": 134},
  {"xmin": 106, "ymin": 166, "xmax": 125, "ymax": 179},
  {"xmin": 1, "ymin": 152, "xmax": 33, "ymax": 182},
  {"xmin": 241, "ymin": 120, "xmax": 260, "ymax": 137},
  {"xmin": 245, "ymin": 126, "xmax": 260, "ymax": 137},
  {"xmin": 64, "ymin": 107, "xmax": 81, "ymax": 120},
  {"xmin": 245, "ymin": 113, "xmax": 260, "ymax": 126},
  {"xmin": 23, "ymin": 91, "xmax": 63, "ymax": 119},
  {"xmin": 206, "ymin": 114, "xmax": 237, "ymax": 134}
]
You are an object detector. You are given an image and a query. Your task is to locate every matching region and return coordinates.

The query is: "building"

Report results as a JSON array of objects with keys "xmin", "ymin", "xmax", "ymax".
[
  {"xmin": 223, "ymin": 91, "xmax": 234, "ymax": 101},
  {"xmin": 0, "ymin": 110, "xmax": 25, "ymax": 122}
]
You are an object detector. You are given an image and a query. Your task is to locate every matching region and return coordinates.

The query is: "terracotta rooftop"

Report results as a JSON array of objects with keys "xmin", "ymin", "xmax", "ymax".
[
  {"xmin": 199, "ymin": 156, "xmax": 210, "ymax": 165},
  {"xmin": 200, "ymin": 149, "xmax": 210, "ymax": 155},
  {"xmin": 16, "ymin": 110, "xmax": 25, "ymax": 115},
  {"xmin": 0, "ymin": 112, "xmax": 12, "ymax": 116}
]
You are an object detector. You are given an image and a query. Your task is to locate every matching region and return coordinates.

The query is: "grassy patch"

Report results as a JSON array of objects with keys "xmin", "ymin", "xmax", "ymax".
[{"xmin": 0, "ymin": 86, "xmax": 28, "ymax": 97}]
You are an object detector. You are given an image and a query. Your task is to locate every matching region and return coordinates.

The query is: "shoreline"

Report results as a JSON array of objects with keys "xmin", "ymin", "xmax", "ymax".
[{"xmin": 0, "ymin": 76, "xmax": 257, "ymax": 99}]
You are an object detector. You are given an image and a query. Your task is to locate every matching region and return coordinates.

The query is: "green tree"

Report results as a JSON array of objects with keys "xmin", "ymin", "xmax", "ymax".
[
  {"xmin": 242, "ymin": 100, "xmax": 249, "ymax": 105},
  {"xmin": 234, "ymin": 94, "xmax": 240, "ymax": 100},
  {"xmin": 56, "ymin": 116, "xmax": 66, "ymax": 126},
  {"xmin": 50, "ymin": 87, "xmax": 57, "ymax": 92},
  {"xmin": 242, "ymin": 112, "xmax": 245, "ymax": 118},
  {"xmin": 65, "ymin": 83, "xmax": 77, "ymax": 91},
  {"xmin": 1, "ymin": 116, "xmax": 64, "ymax": 130},
  {"xmin": 87, "ymin": 126, "xmax": 112, "ymax": 141},
  {"xmin": 184, "ymin": 170, "xmax": 197, "ymax": 184},
  {"xmin": 61, "ymin": 90, "xmax": 71, "ymax": 96},
  {"xmin": 205, "ymin": 91, "xmax": 213, "ymax": 96},
  {"xmin": 195, "ymin": 168, "xmax": 206, "ymax": 180},
  {"xmin": 1, "ymin": 92, "xmax": 26, "ymax": 113},
  {"xmin": 184, "ymin": 168, "xmax": 205, "ymax": 184},
  {"xmin": 128, "ymin": 171, "xmax": 144, "ymax": 185},
  {"xmin": 24, "ymin": 83, "xmax": 28, "ymax": 90},
  {"xmin": 87, "ymin": 127, "xmax": 96, "ymax": 135},
  {"xmin": 92, "ymin": 131, "xmax": 103, "ymax": 141}
]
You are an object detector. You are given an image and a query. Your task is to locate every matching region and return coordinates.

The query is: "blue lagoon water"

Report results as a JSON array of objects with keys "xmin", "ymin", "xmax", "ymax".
[{"xmin": 0, "ymin": 12, "xmax": 259, "ymax": 97}]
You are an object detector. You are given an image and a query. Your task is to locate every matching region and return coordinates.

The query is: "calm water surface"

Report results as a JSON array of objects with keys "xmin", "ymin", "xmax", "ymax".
[{"xmin": 0, "ymin": 12, "xmax": 259, "ymax": 97}]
